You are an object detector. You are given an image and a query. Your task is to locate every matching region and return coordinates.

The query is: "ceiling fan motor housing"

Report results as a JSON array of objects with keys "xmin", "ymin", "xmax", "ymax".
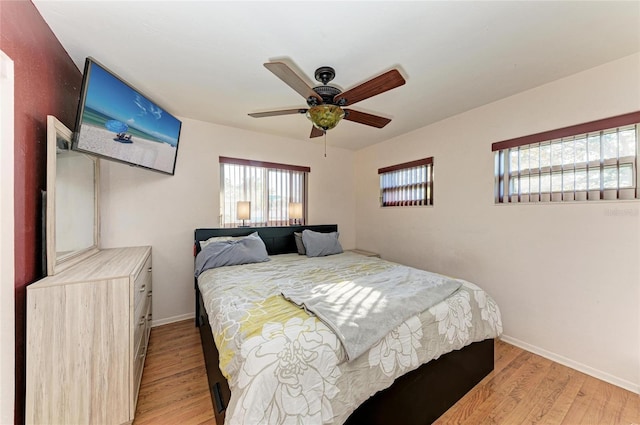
[
  {"xmin": 308, "ymin": 85, "xmax": 341, "ymax": 106},
  {"xmin": 305, "ymin": 66, "xmax": 343, "ymax": 106}
]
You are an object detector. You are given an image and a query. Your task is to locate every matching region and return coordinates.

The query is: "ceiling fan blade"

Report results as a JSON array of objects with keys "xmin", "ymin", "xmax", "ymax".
[
  {"xmin": 334, "ymin": 69, "xmax": 405, "ymax": 106},
  {"xmin": 264, "ymin": 62, "xmax": 323, "ymax": 103},
  {"xmin": 310, "ymin": 126, "xmax": 324, "ymax": 138},
  {"xmin": 344, "ymin": 109, "xmax": 392, "ymax": 128},
  {"xmin": 248, "ymin": 108, "xmax": 307, "ymax": 118}
]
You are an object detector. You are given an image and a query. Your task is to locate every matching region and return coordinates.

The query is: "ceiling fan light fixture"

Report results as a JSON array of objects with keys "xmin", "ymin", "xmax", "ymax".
[
  {"xmin": 253, "ymin": 62, "xmax": 406, "ymax": 138},
  {"xmin": 306, "ymin": 104, "xmax": 345, "ymax": 131}
]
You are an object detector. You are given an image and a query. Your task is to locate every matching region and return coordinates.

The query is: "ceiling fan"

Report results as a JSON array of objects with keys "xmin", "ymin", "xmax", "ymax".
[{"xmin": 249, "ymin": 62, "xmax": 406, "ymax": 138}]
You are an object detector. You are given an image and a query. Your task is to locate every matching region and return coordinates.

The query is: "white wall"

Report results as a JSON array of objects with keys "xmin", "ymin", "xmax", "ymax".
[
  {"xmin": 100, "ymin": 119, "xmax": 356, "ymax": 325},
  {"xmin": 355, "ymin": 53, "xmax": 640, "ymax": 392},
  {"xmin": 0, "ymin": 50, "xmax": 15, "ymax": 425}
]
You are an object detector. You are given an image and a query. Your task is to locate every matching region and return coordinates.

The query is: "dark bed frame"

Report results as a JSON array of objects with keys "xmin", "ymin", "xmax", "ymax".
[{"xmin": 194, "ymin": 225, "xmax": 494, "ymax": 425}]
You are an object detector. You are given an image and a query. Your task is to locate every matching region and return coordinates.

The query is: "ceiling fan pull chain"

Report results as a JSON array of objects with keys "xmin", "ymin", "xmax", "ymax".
[{"xmin": 324, "ymin": 132, "xmax": 327, "ymax": 157}]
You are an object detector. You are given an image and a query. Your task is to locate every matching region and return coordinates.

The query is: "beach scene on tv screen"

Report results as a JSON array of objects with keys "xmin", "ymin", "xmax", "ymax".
[{"xmin": 76, "ymin": 62, "xmax": 181, "ymax": 174}]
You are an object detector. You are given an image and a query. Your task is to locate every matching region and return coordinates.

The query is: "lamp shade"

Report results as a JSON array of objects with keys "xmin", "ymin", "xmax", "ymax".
[
  {"xmin": 289, "ymin": 202, "xmax": 303, "ymax": 220},
  {"xmin": 306, "ymin": 105, "xmax": 345, "ymax": 130},
  {"xmin": 237, "ymin": 201, "xmax": 251, "ymax": 220}
]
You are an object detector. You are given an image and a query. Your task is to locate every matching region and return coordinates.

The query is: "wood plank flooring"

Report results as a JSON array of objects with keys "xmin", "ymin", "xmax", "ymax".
[
  {"xmin": 133, "ymin": 320, "xmax": 639, "ymax": 425},
  {"xmin": 133, "ymin": 320, "xmax": 215, "ymax": 425}
]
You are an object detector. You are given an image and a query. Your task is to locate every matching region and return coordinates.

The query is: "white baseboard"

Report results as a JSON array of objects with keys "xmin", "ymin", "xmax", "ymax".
[
  {"xmin": 151, "ymin": 312, "xmax": 195, "ymax": 328},
  {"xmin": 500, "ymin": 334, "xmax": 639, "ymax": 394}
]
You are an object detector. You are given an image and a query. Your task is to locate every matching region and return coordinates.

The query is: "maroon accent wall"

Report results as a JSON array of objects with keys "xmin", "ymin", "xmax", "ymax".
[{"xmin": 0, "ymin": 2, "xmax": 82, "ymax": 423}]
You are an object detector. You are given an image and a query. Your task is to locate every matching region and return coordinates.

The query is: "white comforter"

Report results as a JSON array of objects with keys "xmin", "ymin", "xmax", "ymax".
[{"xmin": 198, "ymin": 252, "xmax": 502, "ymax": 425}]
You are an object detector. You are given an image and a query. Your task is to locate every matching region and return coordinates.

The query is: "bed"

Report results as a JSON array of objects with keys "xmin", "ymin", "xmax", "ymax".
[{"xmin": 194, "ymin": 225, "xmax": 502, "ymax": 425}]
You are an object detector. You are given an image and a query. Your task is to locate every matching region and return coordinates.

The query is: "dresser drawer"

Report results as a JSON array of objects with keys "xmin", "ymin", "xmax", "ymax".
[
  {"xmin": 133, "ymin": 303, "xmax": 148, "ymax": 350},
  {"xmin": 146, "ymin": 292, "xmax": 153, "ymax": 335},
  {"xmin": 134, "ymin": 291, "xmax": 152, "ymax": 355},
  {"xmin": 134, "ymin": 254, "xmax": 152, "ymax": 310},
  {"xmin": 133, "ymin": 300, "xmax": 150, "ymax": 370},
  {"xmin": 131, "ymin": 255, "xmax": 152, "ymax": 336},
  {"xmin": 133, "ymin": 287, "xmax": 149, "ymax": 342},
  {"xmin": 132, "ymin": 335, "xmax": 147, "ymax": 406}
]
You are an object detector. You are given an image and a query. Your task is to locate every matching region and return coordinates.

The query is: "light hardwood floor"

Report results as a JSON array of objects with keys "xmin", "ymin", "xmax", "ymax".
[{"xmin": 133, "ymin": 320, "xmax": 639, "ymax": 425}]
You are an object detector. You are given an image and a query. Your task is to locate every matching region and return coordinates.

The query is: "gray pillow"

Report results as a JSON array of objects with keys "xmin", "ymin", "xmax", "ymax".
[
  {"xmin": 293, "ymin": 232, "xmax": 306, "ymax": 255},
  {"xmin": 199, "ymin": 235, "xmax": 242, "ymax": 249},
  {"xmin": 302, "ymin": 230, "xmax": 343, "ymax": 257},
  {"xmin": 194, "ymin": 232, "xmax": 269, "ymax": 277}
]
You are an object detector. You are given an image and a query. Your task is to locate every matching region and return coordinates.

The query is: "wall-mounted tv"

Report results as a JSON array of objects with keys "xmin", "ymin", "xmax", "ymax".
[{"xmin": 73, "ymin": 57, "xmax": 182, "ymax": 175}]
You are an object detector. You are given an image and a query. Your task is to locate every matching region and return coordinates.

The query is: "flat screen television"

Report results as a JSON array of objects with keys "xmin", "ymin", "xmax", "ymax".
[{"xmin": 73, "ymin": 57, "xmax": 182, "ymax": 175}]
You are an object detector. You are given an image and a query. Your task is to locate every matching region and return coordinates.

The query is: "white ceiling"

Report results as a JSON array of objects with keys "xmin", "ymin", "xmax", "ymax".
[{"xmin": 33, "ymin": 1, "xmax": 640, "ymax": 150}]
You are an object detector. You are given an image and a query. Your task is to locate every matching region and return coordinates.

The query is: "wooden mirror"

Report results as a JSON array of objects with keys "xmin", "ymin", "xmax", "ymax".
[{"xmin": 46, "ymin": 115, "xmax": 100, "ymax": 275}]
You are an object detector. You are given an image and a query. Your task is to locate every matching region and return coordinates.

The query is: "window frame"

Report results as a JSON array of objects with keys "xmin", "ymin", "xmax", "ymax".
[
  {"xmin": 493, "ymin": 111, "xmax": 640, "ymax": 204},
  {"xmin": 378, "ymin": 157, "xmax": 434, "ymax": 207},
  {"xmin": 219, "ymin": 156, "xmax": 309, "ymax": 227}
]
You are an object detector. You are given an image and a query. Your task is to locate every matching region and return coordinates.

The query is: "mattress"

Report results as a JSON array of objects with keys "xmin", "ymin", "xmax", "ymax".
[{"xmin": 197, "ymin": 251, "xmax": 502, "ymax": 425}]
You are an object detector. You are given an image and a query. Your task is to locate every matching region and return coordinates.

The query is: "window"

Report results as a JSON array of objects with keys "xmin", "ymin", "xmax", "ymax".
[
  {"xmin": 378, "ymin": 157, "xmax": 433, "ymax": 207},
  {"xmin": 493, "ymin": 112, "xmax": 640, "ymax": 203},
  {"xmin": 220, "ymin": 156, "xmax": 309, "ymax": 227}
]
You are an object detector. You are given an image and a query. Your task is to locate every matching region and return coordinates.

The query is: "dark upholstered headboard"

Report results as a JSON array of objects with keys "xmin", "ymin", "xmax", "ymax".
[{"xmin": 194, "ymin": 225, "xmax": 338, "ymax": 256}]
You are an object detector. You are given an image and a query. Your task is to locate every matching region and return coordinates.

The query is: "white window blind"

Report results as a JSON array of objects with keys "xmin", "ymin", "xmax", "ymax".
[
  {"xmin": 378, "ymin": 157, "xmax": 433, "ymax": 207},
  {"xmin": 494, "ymin": 112, "xmax": 640, "ymax": 203},
  {"xmin": 220, "ymin": 157, "xmax": 308, "ymax": 227}
]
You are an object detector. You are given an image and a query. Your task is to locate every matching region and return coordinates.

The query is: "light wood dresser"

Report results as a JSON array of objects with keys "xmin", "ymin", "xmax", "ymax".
[{"xmin": 26, "ymin": 246, "xmax": 152, "ymax": 425}]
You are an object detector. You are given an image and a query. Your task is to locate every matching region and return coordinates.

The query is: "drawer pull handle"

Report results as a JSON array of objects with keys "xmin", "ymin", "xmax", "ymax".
[
  {"xmin": 139, "ymin": 284, "xmax": 146, "ymax": 292},
  {"xmin": 139, "ymin": 317, "xmax": 146, "ymax": 326},
  {"xmin": 147, "ymin": 291, "xmax": 152, "ymax": 298},
  {"xmin": 147, "ymin": 267, "xmax": 152, "ymax": 272}
]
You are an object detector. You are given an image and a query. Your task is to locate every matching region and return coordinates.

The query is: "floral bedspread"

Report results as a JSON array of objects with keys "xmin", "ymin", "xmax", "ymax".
[{"xmin": 197, "ymin": 252, "xmax": 502, "ymax": 425}]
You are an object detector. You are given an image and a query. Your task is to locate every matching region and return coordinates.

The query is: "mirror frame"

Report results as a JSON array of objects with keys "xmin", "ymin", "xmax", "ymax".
[{"xmin": 46, "ymin": 115, "xmax": 100, "ymax": 275}]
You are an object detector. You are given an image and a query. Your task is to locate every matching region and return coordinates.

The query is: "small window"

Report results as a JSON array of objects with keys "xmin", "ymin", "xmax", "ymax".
[
  {"xmin": 220, "ymin": 157, "xmax": 309, "ymax": 227},
  {"xmin": 493, "ymin": 112, "xmax": 640, "ymax": 203},
  {"xmin": 378, "ymin": 157, "xmax": 433, "ymax": 207}
]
